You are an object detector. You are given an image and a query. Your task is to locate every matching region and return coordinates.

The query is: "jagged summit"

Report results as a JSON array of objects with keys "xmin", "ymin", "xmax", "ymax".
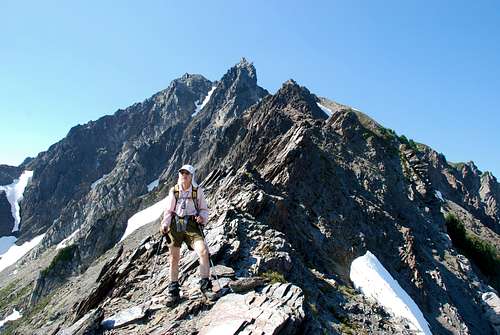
[
  {"xmin": 282, "ymin": 78, "xmax": 299, "ymax": 86},
  {"xmin": 235, "ymin": 56, "xmax": 254, "ymax": 69},
  {"xmin": 262, "ymin": 78, "xmax": 328, "ymax": 120},
  {"xmin": 218, "ymin": 58, "xmax": 261, "ymax": 92}
]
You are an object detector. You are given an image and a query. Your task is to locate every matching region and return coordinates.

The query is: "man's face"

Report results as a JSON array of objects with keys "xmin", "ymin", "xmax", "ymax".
[{"xmin": 179, "ymin": 170, "xmax": 192, "ymax": 184}]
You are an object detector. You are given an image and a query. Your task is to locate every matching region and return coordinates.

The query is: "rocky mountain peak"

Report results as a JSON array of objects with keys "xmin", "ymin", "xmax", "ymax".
[
  {"xmin": 1, "ymin": 59, "xmax": 499, "ymax": 334},
  {"xmin": 176, "ymin": 73, "xmax": 212, "ymax": 91},
  {"xmin": 268, "ymin": 79, "xmax": 327, "ymax": 121},
  {"xmin": 178, "ymin": 59, "xmax": 268, "ymax": 132},
  {"xmin": 482, "ymin": 171, "xmax": 497, "ymax": 183},
  {"xmin": 217, "ymin": 57, "xmax": 260, "ymax": 94},
  {"xmin": 0, "ymin": 165, "xmax": 22, "ymax": 185},
  {"xmin": 150, "ymin": 73, "xmax": 212, "ymax": 112},
  {"xmin": 235, "ymin": 56, "xmax": 255, "ymax": 72},
  {"xmin": 465, "ymin": 160, "xmax": 481, "ymax": 175}
]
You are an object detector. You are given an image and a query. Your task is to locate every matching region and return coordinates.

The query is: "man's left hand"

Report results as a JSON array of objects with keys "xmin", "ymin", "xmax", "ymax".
[{"xmin": 195, "ymin": 216, "xmax": 204, "ymax": 224}]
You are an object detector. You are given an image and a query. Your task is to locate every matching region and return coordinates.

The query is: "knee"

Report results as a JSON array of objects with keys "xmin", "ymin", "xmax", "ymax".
[{"xmin": 199, "ymin": 246, "xmax": 209, "ymax": 259}]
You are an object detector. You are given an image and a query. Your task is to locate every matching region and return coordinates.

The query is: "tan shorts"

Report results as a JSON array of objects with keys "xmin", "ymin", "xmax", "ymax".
[{"xmin": 168, "ymin": 217, "xmax": 204, "ymax": 250}]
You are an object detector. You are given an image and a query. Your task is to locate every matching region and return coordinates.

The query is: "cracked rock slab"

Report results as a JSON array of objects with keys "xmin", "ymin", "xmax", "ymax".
[
  {"xmin": 100, "ymin": 302, "xmax": 150, "ymax": 329},
  {"xmin": 198, "ymin": 282, "xmax": 304, "ymax": 335}
]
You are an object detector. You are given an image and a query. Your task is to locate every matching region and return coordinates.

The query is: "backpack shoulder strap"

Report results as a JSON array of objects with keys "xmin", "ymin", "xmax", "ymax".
[
  {"xmin": 192, "ymin": 186, "xmax": 199, "ymax": 214},
  {"xmin": 191, "ymin": 186, "xmax": 198, "ymax": 200},
  {"xmin": 173, "ymin": 184, "xmax": 179, "ymax": 201}
]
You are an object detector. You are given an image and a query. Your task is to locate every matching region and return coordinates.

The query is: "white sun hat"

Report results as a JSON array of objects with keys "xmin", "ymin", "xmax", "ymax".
[{"xmin": 178, "ymin": 164, "xmax": 198, "ymax": 187}]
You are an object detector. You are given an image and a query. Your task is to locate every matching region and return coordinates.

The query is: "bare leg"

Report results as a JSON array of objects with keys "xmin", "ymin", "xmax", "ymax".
[
  {"xmin": 169, "ymin": 246, "xmax": 181, "ymax": 282},
  {"xmin": 193, "ymin": 239, "xmax": 210, "ymax": 278}
]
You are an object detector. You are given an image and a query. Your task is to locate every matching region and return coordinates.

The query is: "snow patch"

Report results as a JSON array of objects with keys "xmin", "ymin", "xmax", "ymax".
[
  {"xmin": 0, "ymin": 308, "xmax": 22, "ymax": 328},
  {"xmin": 350, "ymin": 251, "xmax": 432, "ymax": 335},
  {"xmin": 56, "ymin": 228, "xmax": 80, "ymax": 250},
  {"xmin": 0, "ymin": 236, "xmax": 18, "ymax": 255},
  {"xmin": 0, "ymin": 170, "xmax": 34, "ymax": 232},
  {"xmin": 119, "ymin": 198, "xmax": 169, "ymax": 242},
  {"xmin": 481, "ymin": 291, "xmax": 500, "ymax": 326},
  {"xmin": 192, "ymin": 86, "xmax": 216, "ymax": 117},
  {"xmin": 147, "ymin": 179, "xmax": 159, "ymax": 192},
  {"xmin": 435, "ymin": 190, "xmax": 444, "ymax": 201},
  {"xmin": 316, "ymin": 102, "xmax": 332, "ymax": 117},
  {"xmin": 0, "ymin": 234, "xmax": 45, "ymax": 272}
]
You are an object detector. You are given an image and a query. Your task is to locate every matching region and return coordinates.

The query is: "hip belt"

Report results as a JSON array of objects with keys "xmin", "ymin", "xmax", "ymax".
[{"xmin": 173, "ymin": 214, "xmax": 196, "ymax": 232}]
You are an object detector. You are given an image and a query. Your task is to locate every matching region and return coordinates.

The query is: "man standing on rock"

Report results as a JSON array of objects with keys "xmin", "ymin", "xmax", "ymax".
[{"xmin": 160, "ymin": 164, "xmax": 211, "ymax": 306}]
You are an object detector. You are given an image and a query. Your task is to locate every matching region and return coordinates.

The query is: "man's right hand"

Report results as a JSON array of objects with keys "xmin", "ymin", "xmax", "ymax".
[{"xmin": 160, "ymin": 224, "xmax": 169, "ymax": 236}]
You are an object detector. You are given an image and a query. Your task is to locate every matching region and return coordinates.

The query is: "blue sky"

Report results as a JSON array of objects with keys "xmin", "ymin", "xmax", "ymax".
[{"xmin": 1, "ymin": 1, "xmax": 499, "ymax": 177}]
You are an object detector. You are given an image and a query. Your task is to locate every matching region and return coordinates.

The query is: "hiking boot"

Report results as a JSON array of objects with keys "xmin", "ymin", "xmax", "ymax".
[
  {"xmin": 198, "ymin": 277, "xmax": 218, "ymax": 301},
  {"xmin": 165, "ymin": 281, "xmax": 180, "ymax": 307},
  {"xmin": 199, "ymin": 277, "xmax": 213, "ymax": 293}
]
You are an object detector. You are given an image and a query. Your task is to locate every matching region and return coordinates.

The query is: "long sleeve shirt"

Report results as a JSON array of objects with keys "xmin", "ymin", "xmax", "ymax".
[{"xmin": 160, "ymin": 183, "xmax": 209, "ymax": 230}]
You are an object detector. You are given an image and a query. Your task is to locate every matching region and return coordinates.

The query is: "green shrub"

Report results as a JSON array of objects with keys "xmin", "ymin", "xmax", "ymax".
[
  {"xmin": 0, "ymin": 281, "xmax": 17, "ymax": 310},
  {"xmin": 338, "ymin": 323, "xmax": 359, "ymax": 335},
  {"xmin": 337, "ymin": 284, "xmax": 357, "ymax": 297},
  {"xmin": 41, "ymin": 244, "xmax": 76, "ymax": 276},
  {"xmin": 261, "ymin": 270, "xmax": 286, "ymax": 284},
  {"xmin": 397, "ymin": 134, "xmax": 419, "ymax": 151},
  {"xmin": 408, "ymin": 139, "xmax": 418, "ymax": 150},
  {"xmin": 378, "ymin": 127, "xmax": 419, "ymax": 153},
  {"xmin": 445, "ymin": 213, "xmax": 500, "ymax": 290},
  {"xmin": 362, "ymin": 129, "xmax": 376, "ymax": 141},
  {"xmin": 379, "ymin": 127, "xmax": 397, "ymax": 141},
  {"xmin": 1, "ymin": 291, "xmax": 54, "ymax": 334},
  {"xmin": 399, "ymin": 134, "xmax": 409, "ymax": 145},
  {"xmin": 449, "ymin": 162, "xmax": 466, "ymax": 171}
]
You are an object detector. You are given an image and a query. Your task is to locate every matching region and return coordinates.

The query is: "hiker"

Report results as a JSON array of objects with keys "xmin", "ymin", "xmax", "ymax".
[{"xmin": 159, "ymin": 164, "xmax": 211, "ymax": 305}]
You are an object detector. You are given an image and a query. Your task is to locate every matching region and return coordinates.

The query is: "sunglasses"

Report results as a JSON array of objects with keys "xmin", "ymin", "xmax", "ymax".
[{"xmin": 179, "ymin": 170, "xmax": 190, "ymax": 175}]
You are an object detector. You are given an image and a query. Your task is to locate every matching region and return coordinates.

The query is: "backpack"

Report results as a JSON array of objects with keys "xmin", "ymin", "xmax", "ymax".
[
  {"xmin": 172, "ymin": 184, "xmax": 200, "ymax": 215},
  {"xmin": 172, "ymin": 184, "xmax": 201, "ymax": 249}
]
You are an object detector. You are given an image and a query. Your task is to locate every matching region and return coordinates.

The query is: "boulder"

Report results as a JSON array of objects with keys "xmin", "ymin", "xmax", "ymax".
[{"xmin": 198, "ymin": 283, "xmax": 305, "ymax": 334}]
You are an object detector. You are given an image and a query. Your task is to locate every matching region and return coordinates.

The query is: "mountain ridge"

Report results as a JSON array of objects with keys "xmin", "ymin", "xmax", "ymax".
[{"xmin": 0, "ymin": 58, "xmax": 499, "ymax": 334}]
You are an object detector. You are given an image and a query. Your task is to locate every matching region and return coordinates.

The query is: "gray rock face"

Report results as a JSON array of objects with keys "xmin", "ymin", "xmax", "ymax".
[
  {"xmin": 198, "ymin": 283, "xmax": 305, "ymax": 335},
  {"xmin": 100, "ymin": 303, "xmax": 148, "ymax": 330},
  {"xmin": 0, "ymin": 165, "xmax": 21, "ymax": 185},
  {"xmin": 0, "ymin": 191, "xmax": 14, "ymax": 236},
  {"xmin": 158, "ymin": 57, "xmax": 269, "ymax": 182},
  {"xmin": 425, "ymin": 154, "xmax": 500, "ymax": 234},
  {"xmin": 18, "ymin": 72, "xmax": 213, "ymax": 242},
  {"xmin": 480, "ymin": 172, "xmax": 500, "ymax": 228},
  {"xmin": 56, "ymin": 307, "xmax": 103, "ymax": 335},
  {"xmin": 1, "ymin": 58, "xmax": 499, "ymax": 335}
]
